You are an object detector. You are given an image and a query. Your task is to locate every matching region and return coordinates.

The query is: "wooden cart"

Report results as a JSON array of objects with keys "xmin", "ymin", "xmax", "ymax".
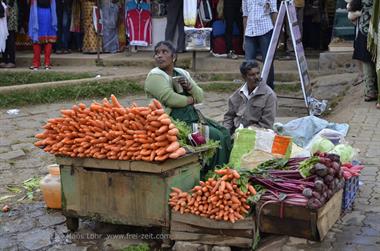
[
  {"xmin": 56, "ymin": 154, "xmax": 201, "ymax": 232},
  {"xmin": 170, "ymin": 211, "xmax": 256, "ymax": 248},
  {"xmin": 257, "ymin": 189, "xmax": 343, "ymax": 241}
]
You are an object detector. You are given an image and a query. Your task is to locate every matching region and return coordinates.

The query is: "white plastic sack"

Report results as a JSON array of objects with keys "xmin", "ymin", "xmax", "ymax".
[
  {"xmin": 273, "ymin": 115, "xmax": 349, "ymax": 147},
  {"xmin": 184, "ymin": 0, "xmax": 197, "ymax": 27},
  {"xmin": 185, "ymin": 27, "xmax": 212, "ymax": 51}
]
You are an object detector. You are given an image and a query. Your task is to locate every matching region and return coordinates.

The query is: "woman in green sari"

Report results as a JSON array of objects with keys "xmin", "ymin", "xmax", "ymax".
[{"xmin": 145, "ymin": 41, "xmax": 232, "ymax": 171}]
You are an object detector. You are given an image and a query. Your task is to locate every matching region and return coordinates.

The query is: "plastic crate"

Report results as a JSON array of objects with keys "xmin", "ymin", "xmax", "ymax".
[{"xmin": 342, "ymin": 176, "xmax": 359, "ymax": 211}]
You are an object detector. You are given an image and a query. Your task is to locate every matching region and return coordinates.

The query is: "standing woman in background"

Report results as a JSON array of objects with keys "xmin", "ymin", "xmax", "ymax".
[
  {"xmin": 81, "ymin": 0, "xmax": 101, "ymax": 53},
  {"xmin": 1, "ymin": 0, "xmax": 18, "ymax": 68},
  {"xmin": 28, "ymin": 0, "xmax": 57, "ymax": 70}
]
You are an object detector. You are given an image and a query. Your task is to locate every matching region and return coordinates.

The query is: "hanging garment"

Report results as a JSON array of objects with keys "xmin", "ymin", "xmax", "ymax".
[
  {"xmin": 70, "ymin": 0, "xmax": 81, "ymax": 33},
  {"xmin": 125, "ymin": 0, "xmax": 150, "ymax": 12},
  {"xmin": 0, "ymin": 3, "xmax": 8, "ymax": 52},
  {"xmin": 126, "ymin": 8, "xmax": 151, "ymax": 46},
  {"xmin": 101, "ymin": 0, "xmax": 119, "ymax": 53},
  {"xmin": 118, "ymin": 1, "xmax": 126, "ymax": 50},
  {"xmin": 81, "ymin": 0, "xmax": 102, "ymax": 53},
  {"xmin": 183, "ymin": 0, "xmax": 197, "ymax": 27},
  {"xmin": 28, "ymin": 0, "xmax": 57, "ymax": 43},
  {"xmin": 92, "ymin": 5, "xmax": 103, "ymax": 34}
]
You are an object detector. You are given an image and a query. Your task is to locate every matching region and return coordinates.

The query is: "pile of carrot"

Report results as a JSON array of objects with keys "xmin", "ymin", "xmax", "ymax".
[
  {"xmin": 34, "ymin": 95, "xmax": 186, "ymax": 161},
  {"xmin": 169, "ymin": 168, "xmax": 256, "ymax": 223}
]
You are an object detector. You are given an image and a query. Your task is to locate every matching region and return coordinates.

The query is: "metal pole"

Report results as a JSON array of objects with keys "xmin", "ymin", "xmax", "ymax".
[
  {"xmin": 192, "ymin": 51, "xmax": 196, "ymax": 71},
  {"xmin": 95, "ymin": 0, "xmax": 103, "ymax": 66}
]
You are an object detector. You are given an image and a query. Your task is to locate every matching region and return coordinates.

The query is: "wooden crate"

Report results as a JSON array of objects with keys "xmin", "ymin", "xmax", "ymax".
[
  {"xmin": 170, "ymin": 211, "xmax": 256, "ymax": 248},
  {"xmin": 257, "ymin": 189, "xmax": 343, "ymax": 241},
  {"xmin": 57, "ymin": 154, "xmax": 200, "ymax": 230}
]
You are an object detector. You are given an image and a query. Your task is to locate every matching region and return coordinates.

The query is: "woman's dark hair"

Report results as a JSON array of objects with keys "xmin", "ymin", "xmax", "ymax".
[
  {"xmin": 240, "ymin": 60, "xmax": 260, "ymax": 76},
  {"xmin": 154, "ymin": 41, "xmax": 177, "ymax": 56}
]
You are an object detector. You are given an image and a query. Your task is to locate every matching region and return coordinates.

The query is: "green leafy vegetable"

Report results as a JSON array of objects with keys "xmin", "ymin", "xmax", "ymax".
[
  {"xmin": 298, "ymin": 156, "xmax": 319, "ymax": 178},
  {"xmin": 329, "ymin": 144, "xmax": 355, "ymax": 164},
  {"xmin": 171, "ymin": 119, "xmax": 220, "ymax": 164},
  {"xmin": 311, "ymin": 137, "xmax": 334, "ymax": 154}
]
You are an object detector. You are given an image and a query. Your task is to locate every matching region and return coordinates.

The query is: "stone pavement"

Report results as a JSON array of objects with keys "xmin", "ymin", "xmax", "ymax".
[{"xmin": 1, "ymin": 84, "xmax": 380, "ymax": 250}]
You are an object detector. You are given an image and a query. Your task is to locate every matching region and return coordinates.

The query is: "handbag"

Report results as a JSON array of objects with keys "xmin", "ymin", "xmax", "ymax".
[{"xmin": 199, "ymin": 0, "xmax": 212, "ymax": 23}]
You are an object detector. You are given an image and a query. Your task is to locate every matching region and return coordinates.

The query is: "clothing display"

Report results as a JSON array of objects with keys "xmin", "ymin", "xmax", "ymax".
[
  {"xmin": 102, "ymin": 0, "xmax": 120, "ymax": 52},
  {"xmin": 28, "ymin": 0, "xmax": 57, "ymax": 43},
  {"xmin": 117, "ymin": 1, "xmax": 126, "ymax": 50},
  {"xmin": 81, "ymin": 0, "xmax": 101, "ymax": 53},
  {"xmin": 126, "ymin": 6, "xmax": 151, "ymax": 46},
  {"xmin": 56, "ymin": 0, "xmax": 73, "ymax": 52}
]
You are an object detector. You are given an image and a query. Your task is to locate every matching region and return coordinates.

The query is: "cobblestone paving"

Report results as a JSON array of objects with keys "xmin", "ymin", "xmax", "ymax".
[{"xmin": 1, "ymin": 90, "xmax": 379, "ymax": 250}]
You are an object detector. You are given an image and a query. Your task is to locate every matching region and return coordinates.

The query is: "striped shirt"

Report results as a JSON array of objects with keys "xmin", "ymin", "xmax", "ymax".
[{"xmin": 242, "ymin": 0, "xmax": 277, "ymax": 37}]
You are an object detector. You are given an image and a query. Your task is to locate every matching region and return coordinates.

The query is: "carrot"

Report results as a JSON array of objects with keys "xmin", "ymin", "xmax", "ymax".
[
  {"xmin": 248, "ymin": 185, "xmax": 257, "ymax": 195},
  {"xmin": 158, "ymin": 113, "xmax": 169, "ymax": 121},
  {"xmin": 156, "ymin": 141, "xmax": 170, "ymax": 147},
  {"xmin": 150, "ymin": 121, "xmax": 161, "ymax": 128},
  {"xmin": 154, "ymin": 109, "xmax": 165, "ymax": 115},
  {"xmin": 214, "ymin": 169, "xmax": 229, "ymax": 175},
  {"xmin": 155, "ymin": 154, "xmax": 168, "ymax": 161},
  {"xmin": 166, "ymin": 141, "xmax": 180, "ymax": 153},
  {"xmin": 147, "ymin": 114, "xmax": 158, "ymax": 121},
  {"xmin": 168, "ymin": 147, "xmax": 186, "ymax": 159},
  {"xmin": 168, "ymin": 128, "xmax": 179, "ymax": 136},
  {"xmin": 161, "ymin": 118, "xmax": 171, "ymax": 125},
  {"xmin": 167, "ymin": 135, "xmax": 177, "ymax": 142},
  {"xmin": 155, "ymin": 135, "xmax": 167, "ymax": 142},
  {"xmin": 152, "ymin": 99, "xmax": 162, "ymax": 109},
  {"xmin": 218, "ymin": 181, "xmax": 226, "ymax": 193},
  {"xmin": 157, "ymin": 125, "xmax": 169, "ymax": 134},
  {"xmin": 232, "ymin": 170, "xmax": 240, "ymax": 179}
]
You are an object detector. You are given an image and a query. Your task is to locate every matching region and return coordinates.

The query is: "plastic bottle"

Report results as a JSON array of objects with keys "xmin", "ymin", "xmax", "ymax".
[{"xmin": 40, "ymin": 164, "xmax": 62, "ymax": 209}]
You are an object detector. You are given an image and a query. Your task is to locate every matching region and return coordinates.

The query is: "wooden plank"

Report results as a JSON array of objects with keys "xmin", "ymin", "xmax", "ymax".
[
  {"xmin": 257, "ymin": 190, "xmax": 343, "ymax": 241},
  {"xmin": 258, "ymin": 201, "xmax": 312, "ymax": 221},
  {"xmin": 171, "ymin": 221, "xmax": 253, "ymax": 238},
  {"xmin": 170, "ymin": 231, "xmax": 252, "ymax": 248},
  {"xmin": 129, "ymin": 154, "xmax": 199, "ymax": 173},
  {"xmin": 259, "ymin": 214, "xmax": 313, "ymax": 240},
  {"xmin": 56, "ymin": 156, "xmax": 131, "ymax": 171},
  {"xmin": 171, "ymin": 211, "xmax": 254, "ymax": 230},
  {"xmin": 57, "ymin": 154, "xmax": 199, "ymax": 173},
  {"xmin": 317, "ymin": 189, "xmax": 343, "ymax": 240}
]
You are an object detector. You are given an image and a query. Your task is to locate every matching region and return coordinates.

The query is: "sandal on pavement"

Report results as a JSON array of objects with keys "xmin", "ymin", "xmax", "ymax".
[
  {"xmin": 376, "ymin": 103, "xmax": 380, "ymax": 109},
  {"xmin": 29, "ymin": 66, "xmax": 39, "ymax": 70}
]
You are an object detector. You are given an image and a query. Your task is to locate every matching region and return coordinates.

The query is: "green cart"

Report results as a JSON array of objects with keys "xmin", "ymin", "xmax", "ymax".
[{"xmin": 56, "ymin": 154, "xmax": 201, "ymax": 233}]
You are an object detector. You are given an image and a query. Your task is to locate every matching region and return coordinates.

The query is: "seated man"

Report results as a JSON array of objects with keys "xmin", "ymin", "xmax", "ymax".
[{"xmin": 223, "ymin": 60, "xmax": 277, "ymax": 135}]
